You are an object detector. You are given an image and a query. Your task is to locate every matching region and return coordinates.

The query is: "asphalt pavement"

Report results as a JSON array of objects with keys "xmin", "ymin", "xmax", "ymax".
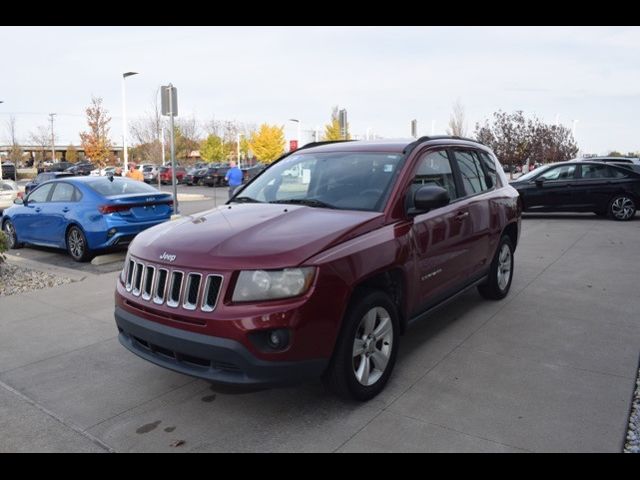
[{"xmin": 1, "ymin": 213, "xmax": 639, "ymax": 452}]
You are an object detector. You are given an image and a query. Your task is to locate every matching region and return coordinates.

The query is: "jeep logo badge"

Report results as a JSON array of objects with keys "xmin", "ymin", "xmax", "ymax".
[{"xmin": 159, "ymin": 252, "xmax": 177, "ymax": 263}]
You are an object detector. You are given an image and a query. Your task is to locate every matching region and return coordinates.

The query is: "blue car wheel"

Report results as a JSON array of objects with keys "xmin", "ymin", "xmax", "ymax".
[
  {"xmin": 3, "ymin": 220, "xmax": 23, "ymax": 249},
  {"xmin": 66, "ymin": 225, "xmax": 93, "ymax": 262}
]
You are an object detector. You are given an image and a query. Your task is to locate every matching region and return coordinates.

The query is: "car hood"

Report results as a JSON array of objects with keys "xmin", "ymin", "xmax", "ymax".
[{"xmin": 129, "ymin": 203, "xmax": 384, "ymax": 270}]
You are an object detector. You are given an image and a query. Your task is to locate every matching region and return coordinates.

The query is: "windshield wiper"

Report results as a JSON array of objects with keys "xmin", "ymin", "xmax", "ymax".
[
  {"xmin": 270, "ymin": 198, "xmax": 337, "ymax": 209},
  {"xmin": 231, "ymin": 196, "xmax": 262, "ymax": 204}
]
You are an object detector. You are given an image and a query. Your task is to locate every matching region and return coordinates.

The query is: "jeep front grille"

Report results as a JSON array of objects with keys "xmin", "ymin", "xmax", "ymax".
[{"xmin": 123, "ymin": 259, "xmax": 223, "ymax": 313}]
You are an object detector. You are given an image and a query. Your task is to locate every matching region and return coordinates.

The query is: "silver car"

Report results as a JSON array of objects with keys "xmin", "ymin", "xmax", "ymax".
[{"xmin": 0, "ymin": 179, "xmax": 21, "ymax": 212}]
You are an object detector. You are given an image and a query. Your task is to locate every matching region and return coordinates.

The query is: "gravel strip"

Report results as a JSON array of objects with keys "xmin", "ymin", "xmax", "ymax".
[
  {"xmin": 0, "ymin": 263, "xmax": 74, "ymax": 297},
  {"xmin": 625, "ymin": 366, "xmax": 640, "ymax": 453}
]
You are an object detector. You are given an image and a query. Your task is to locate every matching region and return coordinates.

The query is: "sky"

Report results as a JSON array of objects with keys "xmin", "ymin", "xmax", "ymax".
[{"xmin": 1, "ymin": 26, "xmax": 639, "ymax": 155}]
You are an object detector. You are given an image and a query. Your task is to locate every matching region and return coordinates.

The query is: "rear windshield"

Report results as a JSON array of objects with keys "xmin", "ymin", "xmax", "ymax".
[{"xmin": 87, "ymin": 178, "xmax": 159, "ymax": 196}]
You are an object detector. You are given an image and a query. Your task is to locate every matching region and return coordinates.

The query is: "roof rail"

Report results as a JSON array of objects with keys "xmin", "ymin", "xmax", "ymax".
[
  {"xmin": 298, "ymin": 139, "xmax": 356, "ymax": 151},
  {"xmin": 402, "ymin": 135, "xmax": 484, "ymax": 155}
]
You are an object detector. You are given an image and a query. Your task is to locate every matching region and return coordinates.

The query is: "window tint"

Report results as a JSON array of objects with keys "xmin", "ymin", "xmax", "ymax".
[
  {"xmin": 453, "ymin": 150, "xmax": 489, "ymax": 195},
  {"xmin": 538, "ymin": 165, "xmax": 576, "ymax": 181},
  {"xmin": 50, "ymin": 182, "xmax": 76, "ymax": 202},
  {"xmin": 27, "ymin": 183, "xmax": 54, "ymax": 203},
  {"xmin": 478, "ymin": 152, "xmax": 498, "ymax": 188},
  {"xmin": 87, "ymin": 178, "xmax": 159, "ymax": 196},
  {"xmin": 411, "ymin": 150, "xmax": 458, "ymax": 201},
  {"xmin": 239, "ymin": 152, "xmax": 403, "ymax": 212},
  {"xmin": 581, "ymin": 163, "xmax": 624, "ymax": 179}
]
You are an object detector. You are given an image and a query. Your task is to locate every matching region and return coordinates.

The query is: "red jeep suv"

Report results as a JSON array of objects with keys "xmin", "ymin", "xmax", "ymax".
[{"xmin": 115, "ymin": 137, "xmax": 521, "ymax": 400}]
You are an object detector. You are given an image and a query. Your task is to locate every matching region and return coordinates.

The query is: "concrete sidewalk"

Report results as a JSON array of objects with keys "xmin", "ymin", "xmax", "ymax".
[{"xmin": 0, "ymin": 214, "xmax": 639, "ymax": 452}]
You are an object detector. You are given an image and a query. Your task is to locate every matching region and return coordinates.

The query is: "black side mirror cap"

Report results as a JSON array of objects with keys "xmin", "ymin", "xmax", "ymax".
[
  {"xmin": 411, "ymin": 185, "xmax": 450, "ymax": 214},
  {"xmin": 535, "ymin": 178, "xmax": 545, "ymax": 187}
]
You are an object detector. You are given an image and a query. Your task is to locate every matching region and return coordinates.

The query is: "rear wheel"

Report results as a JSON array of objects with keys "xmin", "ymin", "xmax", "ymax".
[
  {"xmin": 3, "ymin": 220, "xmax": 23, "ymax": 249},
  {"xmin": 66, "ymin": 226, "xmax": 93, "ymax": 262},
  {"xmin": 608, "ymin": 194, "xmax": 636, "ymax": 221},
  {"xmin": 478, "ymin": 235, "xmax": 514, "ymax": 300},
  {"xmin": 323, "ymin": 290, "xmax": 399, "ymax": 401}
]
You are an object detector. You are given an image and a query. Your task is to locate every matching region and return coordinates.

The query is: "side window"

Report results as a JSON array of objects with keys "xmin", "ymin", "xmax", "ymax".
[
  {"xmin": 478, "ymin": 151, "xmax": 498, "ymax": 188},
  {"xmin": 580, "ymin": 164, "xmax": 627, "ymax": 179},
  {"xmin": 538, "ymin": 165, "xmax": 576, "ymax": 181},
  {"xmin": 27, "ymin": 183, "xmax": 54, "ymax": 203},
  {"xmin": 606, "ymin": 167, "xmax": 628, "ymax": 179},
  {"xmin": 2, "ymin": 183, "xmax": 13, "ymax": 191},
  {"xmin": 411, "ymin": 150, "xmax": 458, "ymax": 201},
  {"xmin": 50, "ymin": 182, "xmax": 76, "ymax": 202},
  {"xmin": 453, "ymin": 150, "xmax": 488, "ymax": 195}
]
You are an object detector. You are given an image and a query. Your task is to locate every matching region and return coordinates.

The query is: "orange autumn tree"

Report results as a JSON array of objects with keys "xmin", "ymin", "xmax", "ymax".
[{"xmin": 80, "ymin": 96, "xmax": 113, "ymax": 167}]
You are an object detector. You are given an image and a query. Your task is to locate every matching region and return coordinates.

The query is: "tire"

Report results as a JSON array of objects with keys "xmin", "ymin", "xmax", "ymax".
[
  {"xmin": 66, "ymin": 226, "xmax": 93, "ymax": 262},
  {"xmin": 323, "ymin": 289, "xmax": 399, "ymax": 401},
  {"xmin": 2, "ymin": 219, "xmax": 23, "ymax": 249},
  {"xmin": 478, "ymin": 235, "xmax": 514, "ymax": 300},
  {"xmin": 608, "ymin": 194, "xmax": 636, "ymax": 221}
]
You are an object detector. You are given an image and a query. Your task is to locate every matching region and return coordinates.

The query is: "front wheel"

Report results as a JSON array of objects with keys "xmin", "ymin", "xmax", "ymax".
[
  {"xmin": 3, "ymin": 220, "xmax": 23, "ymax": 249},
  {"xmin": 323, "ymin": 290, "xmax": 399, "ymax": 401},
  {"xmin": 478, "ymin": 235, "xmax": 514, "ymax": 300},
  {"xmin": 66, "ymin": 226, "xmax": 93, "ymax": 262},
  {"xmin": 608, "ymin": 194, "xmax": 636, "ymax": 221}
]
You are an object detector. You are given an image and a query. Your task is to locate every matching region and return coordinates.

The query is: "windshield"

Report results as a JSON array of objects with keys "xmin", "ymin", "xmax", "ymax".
[
  {"xmin": 234, "ymin": 152, "xmax": 404, "ymax": 212},
  {"xmin": 88, "ymin": 178, "xmax": 160, "ymax": 196},
  {"xmin": 516, "ymin": 165, "xmax": 553, "ymax": 182}
]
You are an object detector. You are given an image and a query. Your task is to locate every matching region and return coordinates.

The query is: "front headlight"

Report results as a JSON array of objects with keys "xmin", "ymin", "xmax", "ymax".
[{"xmin": 232, "ymin": 267, "xmax": 316, "ymax": 302}]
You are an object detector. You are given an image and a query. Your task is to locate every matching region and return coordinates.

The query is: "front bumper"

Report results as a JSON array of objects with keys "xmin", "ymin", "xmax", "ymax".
[{"xmin": 115, "ymin": 306, "xmax": 328, "ymax": 387}]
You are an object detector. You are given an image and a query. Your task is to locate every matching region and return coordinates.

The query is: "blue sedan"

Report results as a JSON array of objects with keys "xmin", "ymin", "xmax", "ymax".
[{"xmin": 1, "ymin": 176, "xmax": 173, "ymax": 262}]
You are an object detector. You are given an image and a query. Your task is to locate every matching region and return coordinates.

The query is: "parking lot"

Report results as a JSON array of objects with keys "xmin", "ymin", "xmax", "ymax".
[{"xmin": 1, "ymin": 212, "xmax": 638, "ymax": 452}]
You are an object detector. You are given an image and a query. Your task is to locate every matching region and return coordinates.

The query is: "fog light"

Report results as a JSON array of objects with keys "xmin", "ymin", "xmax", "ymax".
[
  {"xmin": 267, "ymin": 329, "xmax": 289, "ymax": 350},
  {"xmin": 107, "ymin": 228, "xmax": 117, "ymax": 238}
]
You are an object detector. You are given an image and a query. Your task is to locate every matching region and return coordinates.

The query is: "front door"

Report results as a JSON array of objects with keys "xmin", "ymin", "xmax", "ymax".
[{"xmin": 408, "ymin": 149, "xmax": 472, "ymax": 312}]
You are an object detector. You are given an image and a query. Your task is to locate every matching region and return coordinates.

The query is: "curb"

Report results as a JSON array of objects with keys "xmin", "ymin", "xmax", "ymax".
[{"xmin": 4, "ymin": 253, "xmax": 89, "ymax": 282}]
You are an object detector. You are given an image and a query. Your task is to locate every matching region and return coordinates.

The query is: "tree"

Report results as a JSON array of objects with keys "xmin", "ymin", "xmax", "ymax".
[
  {"xmin": 322, "ymin": 106, "xmax": 350, "ymax": 140},
  {"xmin": 79, "ymin": 96, "xmax": 112, "ymax": 167},
  {"xmin": 608, "ymin": 151, "xmax": 624, "ymax": 157},
  {"xmin": 475, "ymin": 110, "xmax": 578, "ymax": 178},
  {"xmin": 173, "ymin": 116, "xmax": 201, "ymax": 162},
  {"xmin": 66, "ymin": 144, "xmax": 79, "ymax": 163},
  {"xmin": 200, "ymin": 134, "xmax": 228, "ymax": 163},
  {"xmin": 5, "ymin": 116, "xmax": 23, "ymax": 165},
  {"xmin": 129, "ymin": 93, "xmax": 166, "ymax": 164},
  {"xmin": 29, "ymin": 126, "xmax": 51, "ymax": 163},
  {"xmin": 248, "ymin": 124, "xmax": 285, "ymax": 163},
  {"xmin": 446, "ymin": 99, "xmax": 467, "ymax": 137}
]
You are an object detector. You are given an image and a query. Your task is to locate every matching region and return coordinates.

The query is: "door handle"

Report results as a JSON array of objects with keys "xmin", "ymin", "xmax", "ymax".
[
  {"xmin": 35, "ymin": 207, "xmax": 41, "ymax": 213},
  {"xmin": 455, "ymin": 211, "xmax": 469, "ymax": 221},
  {"xmin": 62, "ymin": 207, "xmax": 70, "ymax": 213}
]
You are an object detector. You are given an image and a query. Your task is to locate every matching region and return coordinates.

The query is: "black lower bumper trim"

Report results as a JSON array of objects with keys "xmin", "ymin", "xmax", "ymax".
[{"xmin": 115, "ymin": 306, "xmax": 328, "ymax": 387}]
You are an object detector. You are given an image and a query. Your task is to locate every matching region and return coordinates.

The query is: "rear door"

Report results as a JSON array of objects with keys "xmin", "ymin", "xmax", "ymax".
[
  {"xmin": 573, "ymin": 163, "xmax": 623, "ymax": 210},
  {"xmin": 450, "ymin": 148, "xmax": 494, "ymax": 278},
  {"xmin": 45, "ymin": 182, "xmax": 79, "ymax": 245}
]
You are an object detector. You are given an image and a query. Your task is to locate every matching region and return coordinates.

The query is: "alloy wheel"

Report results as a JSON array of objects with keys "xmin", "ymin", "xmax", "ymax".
[
  {"xmin": 611, "ymin": 196, "xmax": 635, "ymax": 220},
  {"xmin": 497, "ymin": 243, "xmax": 512, "ymax": 291},
  {"xmin": 352, "ymin": 307, "xmax": 393, "ymax": 386}
]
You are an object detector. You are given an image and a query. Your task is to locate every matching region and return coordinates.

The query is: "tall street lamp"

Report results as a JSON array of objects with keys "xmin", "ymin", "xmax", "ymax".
[
  {"xmin": 0, "ymin": 101, "xmax": 3, "ymax": 180},
  {"xmin": 122, "ymin": 71, "xmax": 139, "ymax": 172},
  {"xmin": 49, "ymin": 113, "xmax": 56, "ymax": 162},
  {"xmin": 236, "ymin": 133, "xmax": 245, "ymax": 169}
]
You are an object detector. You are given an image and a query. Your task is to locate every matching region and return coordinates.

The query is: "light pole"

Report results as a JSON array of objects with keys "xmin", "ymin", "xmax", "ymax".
[
  {"xmin": 236, "ymin": 133, "xmax": 245, "ymax": 169},
  {"xmin": 122, "ymin": 71, "xmax": 139, "ymax": 172},
  {"xmin": 49, "ymin": 113, "xmax": 56, "ymax": 163},
  {"xmin": 0, "ymin": 101, "xmax": 3, "ymax": 181},
  {"xmin": 289, "ymin": 118, "xmax": 301, "ymax": 150}
]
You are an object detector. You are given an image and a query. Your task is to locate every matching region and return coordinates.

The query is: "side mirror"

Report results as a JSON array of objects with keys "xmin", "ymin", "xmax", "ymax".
[
  {"xmin": 412, "ymin": 185, "xmax": 450, "ymax": 214},
  {"xmin": 535, "ymin": 178, "xmax": 545, "ymax": 187},
  {"xmin": 13, "ymin": 197, "xmax": 24, "ymax": 205}
]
